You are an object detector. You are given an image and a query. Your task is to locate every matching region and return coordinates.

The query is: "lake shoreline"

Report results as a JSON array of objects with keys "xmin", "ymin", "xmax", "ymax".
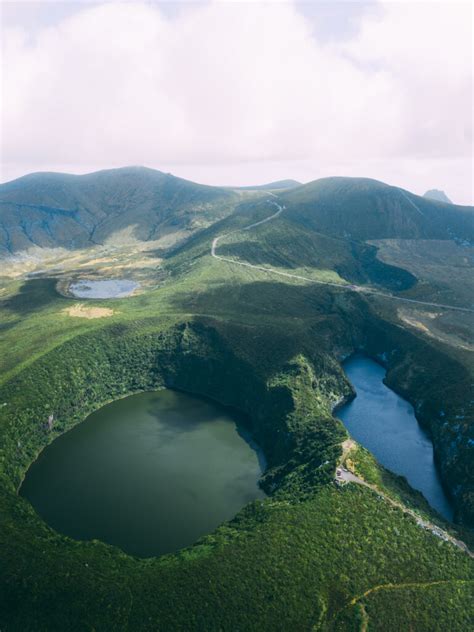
[{"xmin": 337, "ymin": 354, "xmax": 454, "ymax": 521}]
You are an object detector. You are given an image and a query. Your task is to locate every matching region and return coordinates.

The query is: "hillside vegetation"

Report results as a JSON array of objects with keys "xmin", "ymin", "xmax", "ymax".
[
  {"xmin": 1, "ymin": 315, "xmax": 473, "ymax": 631},
  {"xmin": 281, "ymin": 177, "xmax": 472, "ymax": 241},
  {"xmin": 3, "ymin": 172, "xmax": 471, "ymax": 259},
  {"xmin": 0, "ymin": 172, "xmax": 473, "ymax": 630}
]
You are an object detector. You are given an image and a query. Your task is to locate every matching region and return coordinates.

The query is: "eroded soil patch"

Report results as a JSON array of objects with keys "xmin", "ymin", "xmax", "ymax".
[{"xmin": 63, "ymin": 304, "xmax": 115, "ymax": 319}]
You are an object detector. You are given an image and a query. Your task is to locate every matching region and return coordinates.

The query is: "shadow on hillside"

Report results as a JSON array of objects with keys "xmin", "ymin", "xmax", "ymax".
[
  {"xmin": 1, "ymin": 278, "xmax": 64, "ymax": 316},
  {"xmin": 0, "ymin": 319, "xmax": 20, "ymax": 334},
  {"xmin": 217, "ymin": 241, "xmax": 417, "ymax": 293},
  {"xmin": 168, "ymin": 279, "xmax": 367, "ymax": 327},
  {"xmin": 217, "ymin": 242, "xmax": 304, "ymax": 270}
]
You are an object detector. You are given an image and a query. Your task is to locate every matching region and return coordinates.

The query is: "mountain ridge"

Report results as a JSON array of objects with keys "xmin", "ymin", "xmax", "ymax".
[
  {"xmin": 280, "ymin": 176, "xmax": 473, "ymax": 241},
  {"xmin": 0, "ymin": 166, "xmax": 238, "ymax": 255},
  {"xmin": 1, "ymin": 170, "xmax": 472, "ymax": 256},
  {"xmin": 233, "ymin": 179, "xmax": 302, "ymax": 191}
]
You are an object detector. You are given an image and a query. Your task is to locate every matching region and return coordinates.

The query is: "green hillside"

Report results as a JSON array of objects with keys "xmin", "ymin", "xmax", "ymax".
[
  {"xmin": 1, "ymin": 284, "xmax": 473, "ymax": 630},
  {"xmin": 211, "ymin": 213, "xmax": 417, "ymax": 291},
  {"xmin": 0, "ymin": 173, "xmax": 473, "ymax": 630},
  {"xmin": 281, "ymin": 177, "xmax": 473, "ymax": 242},
  {"xmin": 0, "ymin": 167, "xmax": 239, "ymax": 254}
]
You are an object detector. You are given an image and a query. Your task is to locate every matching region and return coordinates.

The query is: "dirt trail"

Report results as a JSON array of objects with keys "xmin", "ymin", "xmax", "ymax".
[
  {"xmin": 350, "ymin": 578, "xmax": 472, "ymax": 607},
  {"xmin": 345, "ymin": 578, "xmax": 473, "ymax": 631},
  {"xmin": 334, "ymin": 453, "xmax": 474, "ymax": 629},
  {"xmin": 63, "ymin": 304, "xmax": 114, "ymax": 319}
]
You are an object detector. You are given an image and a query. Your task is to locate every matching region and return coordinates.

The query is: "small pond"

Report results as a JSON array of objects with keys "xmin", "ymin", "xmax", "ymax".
[
  {"xmin": 69, "ymin": 278, "xmax": 138, "ymax": 298},
  {"xmin": 20, "ymin": 390, "xmax": 266, "ymax": 557},
  {"xmin": 338, "ymin": 355, "xmax": 453, "ymax": 520}
]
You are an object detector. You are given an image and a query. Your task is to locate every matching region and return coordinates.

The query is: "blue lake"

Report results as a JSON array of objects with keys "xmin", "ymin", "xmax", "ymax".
[
  {"xmin": 338, "ymin": 355, "xmax": 453, "ymax": 520},
  {"xmin": 69, "ymin": 278, "xmax": 138, "ymax": 298}
]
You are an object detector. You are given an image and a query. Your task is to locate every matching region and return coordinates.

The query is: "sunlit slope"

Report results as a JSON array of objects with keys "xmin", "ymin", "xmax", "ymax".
[
  {"xmin": 0, "ymin": 166, "xmax": 239, "ymax": 254},
  {"xmin": 281, "ymin": 177, "xmax": 473, "ymax": 242}
]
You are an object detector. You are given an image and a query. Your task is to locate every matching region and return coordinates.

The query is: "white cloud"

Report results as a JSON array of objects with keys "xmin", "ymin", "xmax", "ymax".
[
  {"xmin": 343, "ymin": 1, "xmax": 472, "ymax": 159},
  {"xmin": 1, "ymin": 0, "xmax": 472, "ymax": 203}
]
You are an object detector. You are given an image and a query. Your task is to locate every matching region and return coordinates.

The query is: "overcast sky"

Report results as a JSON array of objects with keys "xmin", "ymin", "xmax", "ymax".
[{"xmin": 1, "ymin": 0, "xmax": 472, "ymax": 204}]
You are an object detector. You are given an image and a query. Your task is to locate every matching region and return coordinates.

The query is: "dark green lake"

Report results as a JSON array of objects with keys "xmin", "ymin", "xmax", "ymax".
[{"xmin": 20, "ymin": 390, "xmax": 266, "ymax": 557}]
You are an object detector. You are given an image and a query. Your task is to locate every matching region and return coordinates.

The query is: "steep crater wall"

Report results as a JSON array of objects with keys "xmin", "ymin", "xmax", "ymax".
[{"xmin": 0, "ymin": 318, "xmax": 350, "ymax": 526}]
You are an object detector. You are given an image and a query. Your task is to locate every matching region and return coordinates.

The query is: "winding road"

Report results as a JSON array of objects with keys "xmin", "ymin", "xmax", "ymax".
[{"xmin": 211, "ymin": 197, "xmax": 474, "ymax": 314}]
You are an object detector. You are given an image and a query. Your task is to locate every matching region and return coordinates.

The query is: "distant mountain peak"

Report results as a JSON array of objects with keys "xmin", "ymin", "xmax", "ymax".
[
  {"xmin": 236, "ymin": 179, "xmax": 302, "ymax": 191},
  {"xmin": 423, "ymin": 189, "xmax": 452, "ymax": 204}
]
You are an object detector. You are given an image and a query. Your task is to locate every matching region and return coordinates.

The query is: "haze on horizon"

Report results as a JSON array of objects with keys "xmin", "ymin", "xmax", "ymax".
[{"xmin": 1, "ymin": 0, "xmax": 473, "ymax": 204}]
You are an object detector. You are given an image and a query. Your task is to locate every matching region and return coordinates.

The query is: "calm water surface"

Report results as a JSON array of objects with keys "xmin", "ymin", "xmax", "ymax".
[
  {"xmin": 69, "ymin": 279, "xmax": 138, "ymax": 298},
  {"xmin": 338, "ymin": 355, "xmax": 453, "ymax": 520},
  {"xmin": 21, "ymin": 390, "xmax": 266, "ymax": 557}
]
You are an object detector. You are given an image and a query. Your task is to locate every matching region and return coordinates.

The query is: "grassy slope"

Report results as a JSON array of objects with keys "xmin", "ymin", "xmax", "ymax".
[{"xmin": 281, "ymin": 177, "xmax": 473, "ymax": 242}]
